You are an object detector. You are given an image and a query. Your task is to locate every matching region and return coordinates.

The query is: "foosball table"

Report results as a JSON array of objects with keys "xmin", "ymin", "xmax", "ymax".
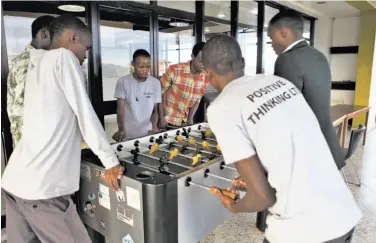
[{"xmin": 78, "ymin": 123, "xmax": 242, "ymax": 243}]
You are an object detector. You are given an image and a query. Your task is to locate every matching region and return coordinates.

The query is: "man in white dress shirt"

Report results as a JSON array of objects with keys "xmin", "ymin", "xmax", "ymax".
[
  {"xmin": 202, "ymin": 35, "xmax": 362, "ymax": 243},
  {"xmin": 2, "ymin": 15, "xmax": 123, "ymax": 243}
]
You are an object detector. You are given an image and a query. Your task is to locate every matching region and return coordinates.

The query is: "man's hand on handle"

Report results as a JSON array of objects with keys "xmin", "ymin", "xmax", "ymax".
[
  {"xmin": 212, "ymin": 187, "xmax": 239, "ymax": 213},
  {"xmin": 112, "ymin": 130, "xmax": 126, "ymax": 142},
  {"xmin": 232, "ymin": 176, "xmax": 247, "ymax": 191},
  {"xmin": 104, "ymin": 164, "xmax": 124, "ymax": 191}
]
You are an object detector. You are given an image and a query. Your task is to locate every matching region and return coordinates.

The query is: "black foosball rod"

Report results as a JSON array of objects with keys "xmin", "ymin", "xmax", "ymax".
[
  {"xmin": 150, "ymin": 135, "xmax": 218, "ymax": 161},
  {"xmin": 117, "ymin": 144, "xmax": 192, "ymax": 170}
]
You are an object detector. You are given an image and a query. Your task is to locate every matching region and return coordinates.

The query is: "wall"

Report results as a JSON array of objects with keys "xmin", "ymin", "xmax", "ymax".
[
  {"xmin": 314, "ymin": 16, "xmax": 333, "ymax": 62},
  {"xmin": 330, "ymin": 16, "xmax": 360, "ymax": 105},
  {"xmin": 368, "ymin": 31, "xmax": 376, "ymax": 131}
]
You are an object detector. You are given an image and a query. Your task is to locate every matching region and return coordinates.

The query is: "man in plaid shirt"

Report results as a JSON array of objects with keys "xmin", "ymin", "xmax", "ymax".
[{"xmin": 159, "ymin": 42, "xmax": 210, "ymax": 128}]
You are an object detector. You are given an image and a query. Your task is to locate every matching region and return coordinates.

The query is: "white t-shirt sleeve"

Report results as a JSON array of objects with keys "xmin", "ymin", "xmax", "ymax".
[
  {"xmin": 57, "ymin": 49, "xmax": 119, "ymax": 169},
  {"xmin": 155, "ymin": 79, "xmax": 162, "ymax": 104},
  {"xmin": 114, "ymin": 77, "xmax": 126, "ymax": 99},
  {"xmin": 207, "ymin": 105, "xmax": 256, "ymax": 165}
]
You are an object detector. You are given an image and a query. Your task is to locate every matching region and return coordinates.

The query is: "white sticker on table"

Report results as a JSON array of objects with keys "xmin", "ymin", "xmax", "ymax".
[
  {"xmin": 122, "ymin": 234, "xmax": 134, "ymax": 243},
  {"xmin": 99, "ymin": 183, "xmax": 109, "ymax": 195},
  {"xmin": 126, "ymin": 186, "xmax": 141, "ymax": 211},
  {"xmin": 98, "ymin": 183, "xmax": 111, "ymax": 210},
  {"xmin": 117, "ymin": 205, "xmax": 134, "ymax": 226}
]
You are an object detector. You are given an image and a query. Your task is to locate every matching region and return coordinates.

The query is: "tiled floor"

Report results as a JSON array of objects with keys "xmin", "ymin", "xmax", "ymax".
[{"xmin": 199, "ymin": 129, "xmax": 376, "ymax": 243}]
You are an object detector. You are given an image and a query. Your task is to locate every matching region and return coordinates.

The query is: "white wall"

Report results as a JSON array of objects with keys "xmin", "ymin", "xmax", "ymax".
[
  {"xmin": 314, "ymin": 16, "xmax": 333, "ymax": 62},
  {"xmin": 313, "ymin": 16, "xmax": 360, "ymax": 105},
  {"xmin": 367, "ymin": 32, "xmax": 376, "ymax": 131},
  {"xmin": 330, "ymin": 17, "xmax": 360, "ymax": 82}
]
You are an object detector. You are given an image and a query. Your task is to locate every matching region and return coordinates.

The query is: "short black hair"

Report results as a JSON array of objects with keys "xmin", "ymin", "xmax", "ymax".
[
  {"xmin": 269, "ymin": 10, "xmax": 304, "ymax": 37},
  {"xmin": 31, "ymin": 15, "xmax": 55, "ymax": 38},
  {"xmin": 49, "ymin": 14, "xmax": 90, "ymax": 41},
  {"xmin": 202, "ymin": 35, "xmax": 242, "ymax": 75},
  {"xmin": 133, "ymin": 49, "xmax": 150, "ymax": 61},
  {"xmin": 192, "ymin": 42, "xmax": 205, "ymax": 57}
]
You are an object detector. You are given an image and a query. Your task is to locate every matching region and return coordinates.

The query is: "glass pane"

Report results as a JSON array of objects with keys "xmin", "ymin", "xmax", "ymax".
[
  {"xmin": 205, "ymin": 1, "xmax": 231, "ymax": 21},
  {"xmin": 239, "ymin": 1, "xmax": 258, "ymax": 76},
  {"xmin": 158, "ymin": 15, "xmax": 195, "ymax": 77},
  {"xmin": 4, "ymin": 15, "xmax": 35, "ymax": 67},
  {"xmin": 100, "ymin": 9, "xmax": 151, "ymax": 140},
  {"xmin": 303, "ymin": 19, "xmax": 311, "ymax": 39},
  {"xmin": 263, "ymin": 6, "xmax": 280, "ymax": 75},
  {"xmin": 204, "ymin": 1, "xmax": 231, "ymax": 40},
  {"xmin": 158, "ymin": 1, "xmax": 195, "ymax": 13},
  {"xmin": 132, "ymin": 0, "xmax": 150, "ymax": 4},
  {"xmin": 100, "ymin": 9, "xmax": 150, "ymax": 101}
]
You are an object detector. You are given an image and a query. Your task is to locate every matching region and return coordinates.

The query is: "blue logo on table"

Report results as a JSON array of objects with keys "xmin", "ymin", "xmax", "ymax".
[{"xmin": 122, "ymin": 234, "xmax": 134, "ymax": 243}]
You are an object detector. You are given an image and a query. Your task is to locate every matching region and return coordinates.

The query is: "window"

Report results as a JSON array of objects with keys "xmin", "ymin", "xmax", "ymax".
[
  {"xmin": 4, "ymin": 15, "xmax": 34, "ymax": 66},
  {"xmin": 238, "ymin": 1, "xmax": 258, "ymax": 76},
  {"xmin": 204, "ymin": 1, "xmax": 231, "ymax": 40},
  {"xmin": 303, "ymin": 19, "xmax": 311, "ymax": 40},
  {"xmin": 158, "ymin": 1, "xmax": 195, "ymax": 13},
  {"xmin": 263, "ymin": 6, "xmax": 280, "ymax": 74},
  {"xmin": 99, "ymin": 8, "xmax": 150, "ymax": 101},
  {"xmin": 99, "ymin": 8, "xmax": 151, "ymax": 141},
  {"xmin": 158, "ymin": 16, "xmax": 195, "ymax": 76},
  {"xmin": 4, "ymin": 13, "xmax": 90, "ymax": 90}
]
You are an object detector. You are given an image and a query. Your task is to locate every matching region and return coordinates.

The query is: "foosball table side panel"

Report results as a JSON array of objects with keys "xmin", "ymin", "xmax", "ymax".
[
  {"xmin": 79, "ymin": 161, "xmax": 146, "ymax": 243},
  {"xmin": 142, "ymin": 181, "xmax": 178, "ymax": 243},
  {"xmin": 177, "ymin": 162, "xmax": 239, "ymax": 243}
]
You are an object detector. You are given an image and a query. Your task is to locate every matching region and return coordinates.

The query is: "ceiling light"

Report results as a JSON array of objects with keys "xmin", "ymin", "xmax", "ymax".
[
  {"xmin": 205, "ymin": 27, "xmax": 210, "ymax": 32},
  {"xmin": 250, "ymin": 9, "xmax": 258, "ymax": 15},
  {"xmin": 58, "ymin": 4, "xmax": 85, "ymax": 12},
  {"xmin": 217, "ymin": 13, "xmax": 226, "ymax": 18},
  {"xmin": 169, "ymin": 21, "xmax": 189, "ymax": 27}
]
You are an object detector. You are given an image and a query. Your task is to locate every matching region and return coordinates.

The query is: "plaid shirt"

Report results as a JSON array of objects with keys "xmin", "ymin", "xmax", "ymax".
[{"xmin": 160, "ymin": 61, "xmax": 209, "ymax": 126}]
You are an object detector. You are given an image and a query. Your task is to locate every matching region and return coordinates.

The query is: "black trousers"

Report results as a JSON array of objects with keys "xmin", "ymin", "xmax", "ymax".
[{"xmin": 263, "ymin": 228, "xmax": 355, "ymax": 243}]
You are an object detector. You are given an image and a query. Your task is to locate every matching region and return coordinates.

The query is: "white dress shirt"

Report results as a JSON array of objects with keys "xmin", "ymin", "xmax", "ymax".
[{"xmin": 283, "ymin": 39, "xmax": 307, "ymax": 53}]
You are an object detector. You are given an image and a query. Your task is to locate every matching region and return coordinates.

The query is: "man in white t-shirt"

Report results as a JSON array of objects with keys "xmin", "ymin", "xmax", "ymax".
[
  {"xmin": 2, "ymin": 15, "xmax": 123, "ymax": 243},
  {"xmin": 202, "ymin": 35, "xmax": 362, "ymax": 243},
  {"xmin": 112, "ymin": 49, "xmax": 161, "ymax": 141}
]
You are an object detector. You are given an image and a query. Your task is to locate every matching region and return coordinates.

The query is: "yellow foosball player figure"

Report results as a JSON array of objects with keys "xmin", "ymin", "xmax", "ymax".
[{"xmin": 202, "ymin": 35, "xmax": 362, "ymax": 243}]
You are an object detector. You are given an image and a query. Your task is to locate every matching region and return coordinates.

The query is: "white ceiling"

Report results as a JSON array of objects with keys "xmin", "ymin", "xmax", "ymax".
[{"xmin": 279, "ymin": 0, "xmax": 361, "ymax": 18}]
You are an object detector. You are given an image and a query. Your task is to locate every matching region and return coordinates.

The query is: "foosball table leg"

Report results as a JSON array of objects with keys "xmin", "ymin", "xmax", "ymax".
[
  {"xmin": 256, "ymin": 209, "xmax": 268, "ymax": 232},
  {"xmin": 86, "ymin": 226, "xmax": 105, "ymax": 243}
]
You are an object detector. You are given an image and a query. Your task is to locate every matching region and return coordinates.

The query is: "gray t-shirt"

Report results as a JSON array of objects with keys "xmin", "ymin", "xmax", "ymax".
[{"xmin": 114, "ymin": 74, "xmax": 161, "ymax": 139}]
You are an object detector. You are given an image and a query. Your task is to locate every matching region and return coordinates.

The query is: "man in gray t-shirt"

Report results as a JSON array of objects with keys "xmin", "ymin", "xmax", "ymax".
[{"xmin": 113, "ymin": 50, "xmax": 161, "ymax": 141}]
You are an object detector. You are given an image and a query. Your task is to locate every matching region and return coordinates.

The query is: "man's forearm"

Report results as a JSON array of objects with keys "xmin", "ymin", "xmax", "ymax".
[
  {"xmin": 158, "ymin": 102, "xmax": 165, "ymax": 121},
  {"xmin": 117, "ymin": 109, "xmax": 125, "ymax": 131},
  {"xmin": 229, "ymin": 190, "xmax": 272, "ymax": 213},
  {"xmin": 151, "ymin": 106, "xmax": 159, "ymax": 129},
  {"xmin": 230, "ymin": 161, "xmax": 276, "ymax": 213},
  {"xmin": 188, "ymin": 99, "xmax": 200, "ymax": 121}
]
